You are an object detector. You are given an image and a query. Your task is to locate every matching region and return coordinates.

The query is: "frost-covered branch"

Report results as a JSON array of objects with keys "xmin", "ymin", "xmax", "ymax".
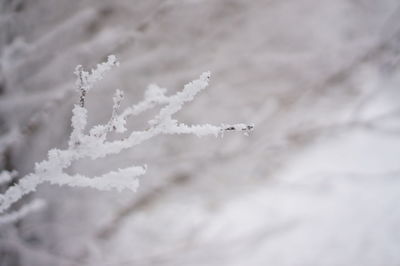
[
  {"xmin": 74, "ymin": 54, "xmax": 119, "ymax": 107},
  {"xmin": 0, "ymin": 55, "xmax": 253, "ymax": 223}
]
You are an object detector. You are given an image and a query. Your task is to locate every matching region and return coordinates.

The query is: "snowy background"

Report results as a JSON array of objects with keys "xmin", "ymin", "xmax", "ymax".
[{"xmin": 1, "ymin": 0, "xmax": 400, "ymax": 265}]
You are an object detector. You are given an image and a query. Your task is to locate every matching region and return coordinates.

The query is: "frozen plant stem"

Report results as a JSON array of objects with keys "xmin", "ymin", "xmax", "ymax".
[{"xmin": 0, "ymin": 55, "xmax": 253, "ymax": 224}]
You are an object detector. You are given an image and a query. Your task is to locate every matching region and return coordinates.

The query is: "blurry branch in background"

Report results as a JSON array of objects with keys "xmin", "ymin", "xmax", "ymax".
[
  {"xmin": 97, "ymin": 173, "xmax": 191, "ymax": 239},
  {"xmin": 0, "ymin": 0, "xmax": 178, "ymax": 100},
  {"xmin": 0, "ymin": 199, "xmax": 45, "ymax": 226},
  {"xmin": 0, "ymin": 0, "xmax": 198, "ymax": 179},
  {"xmin": 0, "ymin": 55, "xmax": 253, "ymax": 225},
  {"xmin": 290, "ymin": 106, "xmax": 400, "ymax": 141}
]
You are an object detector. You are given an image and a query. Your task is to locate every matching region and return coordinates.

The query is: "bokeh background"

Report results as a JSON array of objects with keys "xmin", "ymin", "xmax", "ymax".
[{"xmin": 1, "ymin": 0, "xmax": 400, "ymax": 265}]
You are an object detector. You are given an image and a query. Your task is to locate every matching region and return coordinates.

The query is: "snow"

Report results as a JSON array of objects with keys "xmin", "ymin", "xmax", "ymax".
[{"xmin": 1, "ymin": 0, "xmax": 400, "ymax": 265}]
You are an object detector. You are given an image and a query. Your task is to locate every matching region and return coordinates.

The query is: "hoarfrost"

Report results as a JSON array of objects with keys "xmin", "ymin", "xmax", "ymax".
[{"xmin": 0, "ymin": 56, "xmax": 253, "ymax": 224}]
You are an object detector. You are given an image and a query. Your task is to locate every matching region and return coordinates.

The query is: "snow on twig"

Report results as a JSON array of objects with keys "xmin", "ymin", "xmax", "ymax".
[{"xmin": 0, "ymin": 55, "xmax": 253, "ymax": 224}]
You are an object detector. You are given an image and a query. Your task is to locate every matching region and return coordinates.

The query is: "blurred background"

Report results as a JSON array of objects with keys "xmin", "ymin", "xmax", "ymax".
[{"xmin": 1, "ymin": 0, "xmax": 400, "ymax": 265}]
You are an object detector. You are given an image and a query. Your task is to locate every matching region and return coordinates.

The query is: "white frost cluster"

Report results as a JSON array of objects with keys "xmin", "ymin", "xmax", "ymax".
[
  {"xmin": 0, "ymin": 55, "xmax": 253, "ymax": 225},
  {"xmin": 0, "ymin": 170, "xmax": 17, "ymax": 185},
  {"xmin": 74, "ymin": 55, "xmax": 119, "ymax": 95}
]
